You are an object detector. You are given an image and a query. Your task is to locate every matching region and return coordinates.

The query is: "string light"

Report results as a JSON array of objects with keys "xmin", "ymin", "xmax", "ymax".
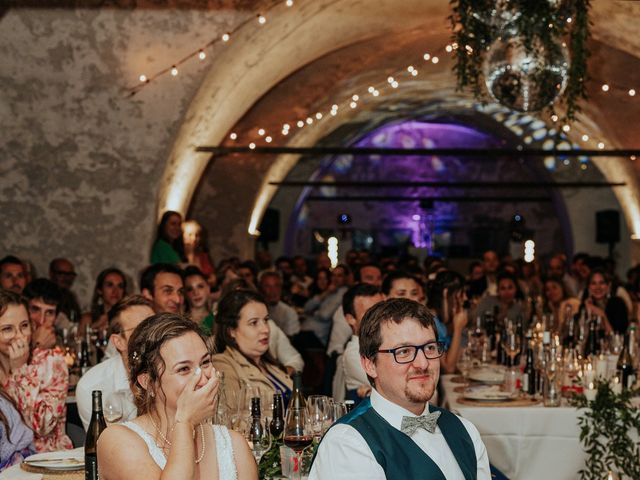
[
  {"xmin": 350, "ymin": 101, "xmax": 357, "ymax": 109},
  {"xmin": 423, "ymin": 53, "xmax": 431, "ymax": 61},
  {"xmin": 315, "ymin": 112, "xmax": 323, "ymax": 120},
  {"xmin": 562, "ymin": 124, "xmax": 570, "ymax": 132},
  {"xmin": 601, "ymin": 84, "xmax": 609, "ymax": 92},
  {"xmin": 198, "ymin": 50, "xmax": 206, "ymax": 60},
  {"xmin": 139, "ymin": 74, "xmax": 147, "ymax": 82},
  {"xmin": 249, "ymin": 142, "xmax": 256, "ymax": 149},
  {"xmin": 265, "ymin": 136, "xmax": 272, "ymax": 143},
  {"xmin": 630, "ymin": 89, "xmax": 636, "ymax": 97},
  {"xmin": 391, "ymin": 81, "xmax": 399, "ymax": 88},
  {"xmin": 598, "ymin": 142, "xmax": 605, "ymax": 149},
  {"xmin": 258, "ymin": 128, "xmax": 266, "ymax": 136},
  {"xmin": 285, "ymin": 0, "xmax": 293, "ymax": 6},
  {"xmin": 551, "ymin": 114, "xmax": 558, "ymax": 122},
  {"xmin": 229, "ymin": 132, "xmax": 237, "ymax": 140},
  {"xmin": 445, "ymin": 45, "xmax": 453, "ymax": 53},
  {"xmin": 582, "ymin": 134, "xmax": 589, "ymax": 141},
  {"xmin": 352, "ymin": 94, "xmax": 359, "ymax": 101},
  {"xmin": 306, "ymin": 117, "xmax": 313, "ymax": 125},
  {"xmin": 257, "ymin": 15, "xmax": 267, "ymax": 25},
  {"xmin": 296, "ymin": 120, "xmax": 304, "ymax": 128},
  {"xmin": 170, "ymin": 66, "xmax": 178, "ymax": 76},
  {"xmin": 222, "ymin": 33, "xmax": 230, "ymax": 42},
  {"xmin": 431, "ymin": 56, "xmax": 439, "ymax": 64}
]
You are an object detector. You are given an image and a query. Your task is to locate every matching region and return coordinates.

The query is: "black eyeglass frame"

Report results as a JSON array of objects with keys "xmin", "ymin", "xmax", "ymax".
[{"xmin": 377, "ymin": 341, "xmax": 445, "ymax": 364}]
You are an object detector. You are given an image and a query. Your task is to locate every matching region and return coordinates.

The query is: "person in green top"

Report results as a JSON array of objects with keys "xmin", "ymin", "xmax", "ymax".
[
  {"xmin": 184, "ymin": 266, "xmax": 215, "ymax": 335},
  {"xmin": 150, "ymin": 210, "xmax": 184, "ymax": 265}
]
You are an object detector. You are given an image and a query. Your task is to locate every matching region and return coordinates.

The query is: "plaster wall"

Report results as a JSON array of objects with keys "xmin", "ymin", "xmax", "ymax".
[{"xmin": 0, "ymin": 7, "xmax": 247, "ymax": 303}]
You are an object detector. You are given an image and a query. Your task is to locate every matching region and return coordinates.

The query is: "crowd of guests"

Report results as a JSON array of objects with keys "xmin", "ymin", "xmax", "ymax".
[{"xmin": 0, "ymin": 209, "xmax": 639, "ymax": 476}]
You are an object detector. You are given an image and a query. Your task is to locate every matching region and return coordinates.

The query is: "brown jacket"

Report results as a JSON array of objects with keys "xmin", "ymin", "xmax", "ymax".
[{"xmin": 212, "ymin": 347, "xmax": 292, "ymax": 414}]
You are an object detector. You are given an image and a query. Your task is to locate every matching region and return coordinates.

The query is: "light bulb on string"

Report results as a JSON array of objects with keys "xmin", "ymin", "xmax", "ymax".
[
  {"xmin": 411, "ymin": 70, "xmax": 418, "ymax": 76},
  {"xmin": 229, "ymin": 132, "xmax": 237, "ymax": 140},
  {"xmin": 285, "ymin": 0, "xmax": 293, "ymax": 6},
  {"xmin": 407, "ymin": 66, "xmax": 414, "ymax": 73},
  {"xmin": 306, "ymin": 117, "xmax": 313, "ymax": 125},
  {"xmin": 265, "ymin": 136, "xmax": 272, "ymax": 143},
  {"xmin": 551, "ymin": 114, "xmax": 558, "ymax": 122},
  {"xmin": 257, "ymin": 15, "xmax": 266, "ymax": 25},
  {"xmin": 249, "ymin": 142, "xmax": 256, "ymax": 150},
  {"xmin": 352, "ymin": 94, "xmax": 359, "ymax": 101},
  {"xmin": 629, "ymin": 89, "xmax": 636, "ymax": 97},
  {"xmin": 423, "ymin": 53, "xmax": 431, "ymax": 61},
  {"xmin": 222, "ymin": 33, "xmax": 230, "ymax": 42},
  {"xmin": 597, "ymin": 142, "xmax": 605, "ymax": 149},
  {"xmin": 582, "ymin": 134, "xmax": 589, "ymax": 141},
  {"xmin": 198, "ymin": 50, "xmax": 206, "ymax": 60},
  {"xmin": 139, "ymin": 74, "xmax": 147, "ymax": 83},
  {"xmin": 258, "ymin": 128, "xmax": 266, "ymax": 136},
  {"xmin": 297, "ymin": 120, "xmax": 304, "ymax": 128},
  {"xmin": 562, "ymin": 125, "xmax": 570, "ymax": 132},
  {"xmin": 601, "ymin": 84, "xmax": 609, "ymax": 92},
  {"xmin": 391, "ymin": 81, "xmax": 399, "ymax": 88},
  {"xmin": 315, "ymin": 112, "xmax": 323, "ymax": 120},
  {"xmin": 431, "ymin": 56, "xmax": 439, "ymax": 64},
  {"xmin": 350, "ymin": 101, "xmax": 357, "ymax": 109},
  {"xmin": 282, "ymin": 123, "xmax": 290, "ymax": 130},
  {"xmin": 171, "ymin": 66, "xmax": 178, "ymax": 76}
]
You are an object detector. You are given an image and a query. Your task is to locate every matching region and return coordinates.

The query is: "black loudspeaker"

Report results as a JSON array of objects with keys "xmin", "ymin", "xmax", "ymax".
[
  {"xmin": 259, "ymin": 208, "xmax": 280, "ymax": 243},
  {"xmin": 596, "ymin": 210, "xmax": 620, "ymax": 244}
]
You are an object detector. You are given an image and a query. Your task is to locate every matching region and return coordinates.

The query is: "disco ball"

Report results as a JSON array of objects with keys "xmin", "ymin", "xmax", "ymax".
[
  {"xmin": 483, "ymin": 34, "xmax": 569, "ymax": 112},
  {"xmin": 471, "ymin": 0, "xmax": 521, "ymax": 28}
]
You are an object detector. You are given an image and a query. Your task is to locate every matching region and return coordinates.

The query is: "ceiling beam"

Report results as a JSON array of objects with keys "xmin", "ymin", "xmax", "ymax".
[
  {"xmin": 272, "ymin": 180, "xmax": 626, "ymax": 188},
  {"xmin": 305, "ymin": 195, "xmax": 552, "ymax": 203}
]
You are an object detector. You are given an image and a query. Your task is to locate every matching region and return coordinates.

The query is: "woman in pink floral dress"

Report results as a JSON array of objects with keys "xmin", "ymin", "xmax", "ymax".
[{"xmin": 0, "ymin": 290, "xmax": 72, "ymax": 452}]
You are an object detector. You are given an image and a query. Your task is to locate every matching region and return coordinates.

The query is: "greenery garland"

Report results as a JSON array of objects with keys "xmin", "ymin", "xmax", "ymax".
[
  {"xmin": 570, "ymin": 381, "xmax": 640, "ymax": 480},
  {"xmin": 449, "ymin": 0, "xmax": 591, "ymax": 120}
]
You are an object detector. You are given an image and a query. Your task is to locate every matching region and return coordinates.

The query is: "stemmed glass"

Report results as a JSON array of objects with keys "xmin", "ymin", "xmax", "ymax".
[
  {"xmin": 248, "ymin": 417, "xmax": 272, "ymax": 465},
  {"xmin": 103, "ymin": 391, "xmax": 124, "ymax": 424},
  {"xmin": 501, "ymin": 330, "xmax": 522, "ymax": 393},
  {"xmin": 326, "ymin": 401, "xmax": 347, "ymax": 429},
  {"xmin": 457, "ymin": 348, "xmax": 473, "ymax": 391},
  {"xmin": 306, "ymin": 395, "xmax": 329, "ymax": 439},
  {"xmin": 283, "ymin": 407, "xmax": 313, "ymax": 480}
]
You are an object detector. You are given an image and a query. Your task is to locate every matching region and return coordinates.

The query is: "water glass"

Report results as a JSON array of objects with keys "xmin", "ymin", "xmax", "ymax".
[
  {"xmin": 103, "ymin": 391, "xmax": 124, "ymax": 424},
  {"xmin": 306, "ymin": 395, "xmax": 329, "ymax": 438}
]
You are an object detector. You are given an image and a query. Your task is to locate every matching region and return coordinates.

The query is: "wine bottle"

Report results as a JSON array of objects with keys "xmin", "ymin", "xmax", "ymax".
[
  {"xmin": 583, "ymin": 319, "xmax": 599, "ymax": 358},
  {"xmin": 484, "ymin": 310, "xmax": 495, "ymax": 351},
  {"xmin": 269, "ymin": 393, "xmax": 284, "ymax": 438},
  {"xmin": 522, "ymin": 332, "xmax": 536, "ymax": 396},
  {"xmin": 289, "ymin": 372, "xmax": 306, "ymax": 411},
  {"xmin": 80, "ymin": 338, "xmax": 91, "ymax": 375},
  {"xmin": 617, "ymin": 328, "xmax": 637, "ymax": 390},
  {"xmin": 85, "ymin": 390, "xmax": 107, "ymax": 480},
  {"xmin": 249, "ymin": 397, "xmax": 263, "ymax": 441}
]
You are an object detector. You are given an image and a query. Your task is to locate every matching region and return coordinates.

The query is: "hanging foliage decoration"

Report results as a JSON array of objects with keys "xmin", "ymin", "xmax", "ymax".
[{"xmin": 449, "ymin": 0, "xmax": 591, "ymax": 119}]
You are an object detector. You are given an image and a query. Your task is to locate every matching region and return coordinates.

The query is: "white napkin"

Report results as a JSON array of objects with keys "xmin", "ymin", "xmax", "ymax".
[{"xmin": 0, "ymin": 464, "xmax": 43, "ymax": 480}]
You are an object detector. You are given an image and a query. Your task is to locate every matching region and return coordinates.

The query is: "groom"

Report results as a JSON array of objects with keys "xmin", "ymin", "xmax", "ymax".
[{"xmin": 310, "ymin": 298, "xmax": 491, "ymax": 479}]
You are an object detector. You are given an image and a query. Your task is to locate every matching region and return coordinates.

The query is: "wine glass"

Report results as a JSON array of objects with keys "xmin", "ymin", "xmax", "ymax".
[
  {"xmin": 306, "ymin": 395, "xmax": 329, "ymax": 439},
  {"xmin": 284, "ymin": 407, "xmax": 313, "ymax": 480},
  {"xmin": 326, "ymin": 401, "xmax": 347, "ymax": 428},
  {"xmin": 457, "ymin": 347, "xmax": 473, "ymax": 390},
  {"xmin": 248, "ymin": 418, "xmax": 272, "ymax": 465},
  {"xmin": 103, "ymin": 391, "xmax": 124, "ymax": 424},
  {"xmin": 501, "ymin": 330, "xmax": 522, "ymax": 393}
]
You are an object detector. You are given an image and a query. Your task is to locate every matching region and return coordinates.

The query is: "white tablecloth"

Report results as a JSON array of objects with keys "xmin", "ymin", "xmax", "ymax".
[{"xmin": 440, "ymin": 374, "xmax": 587, "ymax": 480}]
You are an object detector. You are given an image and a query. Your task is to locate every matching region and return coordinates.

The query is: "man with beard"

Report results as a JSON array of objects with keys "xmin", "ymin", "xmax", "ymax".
[{"xmin": 310, "ymin": 298, "xmax": 490, "ymax": 480}]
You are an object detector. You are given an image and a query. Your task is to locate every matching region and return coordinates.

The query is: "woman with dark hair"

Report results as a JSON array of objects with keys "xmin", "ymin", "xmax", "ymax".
[
  {"xmin": 0, "ymin": 290, "xmax": 72, "ymax": 452},
  {"xmin": 212, "ymin": 290, "xmax": 293, "ymax": 413},
  {"xmin": 150, "ymin": 211, "xmax": 184, "ymax": 265},
  {"xmin": 79, "ymin": 267, "xmax": 127, "ymax": 335},
  {"xmin": 427, "ymin": 271, "xmax": 469, "ymax": 373},
  {"xmin": 97, "ymin": 313, "xmax": 255, "ymax": 479},
  {"xmin": 0, "ymin": 388, "xmax": 35, "ymax": 471},
  {"xmin": 474, "ymin": 271, "xmax": 527, "ymax": 326},
  {"xmin": 581, "ymin": 268, "xmax": 629, "ymax": 335},
  {"xmin": 542, "ymin": 277, "xmax": 579, "ymax": 331}
]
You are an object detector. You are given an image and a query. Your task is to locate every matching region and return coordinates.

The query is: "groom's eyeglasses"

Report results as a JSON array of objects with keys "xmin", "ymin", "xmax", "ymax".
[{"xmin": 377, "ymin": 341, "xmax": 445, "ymax": 364}]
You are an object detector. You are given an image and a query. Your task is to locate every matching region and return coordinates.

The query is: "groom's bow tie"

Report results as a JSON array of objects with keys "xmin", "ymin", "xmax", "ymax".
[{"xmin": 400, "ymin": 411, "xmax": 441, "ymax": 436}]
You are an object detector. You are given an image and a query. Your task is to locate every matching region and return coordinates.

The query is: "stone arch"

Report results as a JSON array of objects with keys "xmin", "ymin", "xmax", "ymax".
[{"xmin": 159, "ymin": 0, "xmax": 640, "ymax": 261}]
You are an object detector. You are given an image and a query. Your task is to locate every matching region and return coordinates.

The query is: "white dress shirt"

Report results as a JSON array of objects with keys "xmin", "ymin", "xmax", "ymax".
[
  {"xmin": 309, "ymin": 389, "xmax": 491, "ymax": 480},
  {"xmin": 75, "ymin": 355, "xmax": 136, "ymax": 430},
  {"xmin": 268, "ymin": 301, "xmax": 301, "ymax": 337},
  {"xmin": 326, "ymin": 306, "xmax": 353, "ymax": 356},
  {"xmin": 268, "ymin": 320, "xmax": 304, "ymax": 372},
  {"xmin": 343, "ymin": 335, "xmax": 368, "ymax": 391}
]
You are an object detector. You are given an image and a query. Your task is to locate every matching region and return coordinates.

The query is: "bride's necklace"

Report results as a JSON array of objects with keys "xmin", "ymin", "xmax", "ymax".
[{"xmin": 149, "ymin": 417, "xmax": 206, "ymax": 464}]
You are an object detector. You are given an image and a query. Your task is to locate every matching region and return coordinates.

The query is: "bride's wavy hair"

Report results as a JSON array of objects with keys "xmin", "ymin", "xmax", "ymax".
[{"xmin": 127, "ymin": 313, "xmax": 212, "ymax": 416}]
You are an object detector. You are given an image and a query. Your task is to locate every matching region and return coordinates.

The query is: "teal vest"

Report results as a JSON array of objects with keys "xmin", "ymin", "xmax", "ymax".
[{"xmin": 325, "ymin": 398, "xmax": 477, "ymax": 480}]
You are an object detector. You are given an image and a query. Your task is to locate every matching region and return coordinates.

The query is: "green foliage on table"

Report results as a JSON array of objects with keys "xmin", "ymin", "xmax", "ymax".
[
  {"xmin": 258, "ymin": 438, "xmax": 283, "ymax": 480},
  {"xmin": 570, "ymin": 381, "xmax": 640, "ymax": 480},
  {"xmin": 448, "ymin": 0, "xmax": 591, "ymax": 120}
]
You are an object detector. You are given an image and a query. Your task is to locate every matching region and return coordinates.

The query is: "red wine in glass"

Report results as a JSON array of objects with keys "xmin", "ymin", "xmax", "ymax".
[{"xmin": 284, "ymin": 434, "xmax": 313, "ymax": 453}]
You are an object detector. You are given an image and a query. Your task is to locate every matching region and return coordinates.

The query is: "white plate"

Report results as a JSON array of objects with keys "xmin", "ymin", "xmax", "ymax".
[
  {"xmin": 468, "ymin": 367, "xmax": 505, "ymax": 384},
  {"xmin": 24, "ymin": 448, "xmax": 84, "ymax": 471},
  {"xmin": 463, "ymin": 385, "xmax": 516, "ymax": 401}
]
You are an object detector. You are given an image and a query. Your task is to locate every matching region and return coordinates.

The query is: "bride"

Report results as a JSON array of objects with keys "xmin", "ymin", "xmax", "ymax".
[{"xmin": 98, "ymin": 313, "xmax": 256, "ymax": 479}]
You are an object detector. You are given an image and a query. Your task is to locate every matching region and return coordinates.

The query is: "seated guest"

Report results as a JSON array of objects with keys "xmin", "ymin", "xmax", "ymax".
[
  {"xmin": 184, "ymin": 266, "xmax": 215, "ymax": 335},
  {"xmin": 259, "ymin": 271, "xmax": 300, "ymax": 337},
  {"xmin": 79, "ymin": 268, "xmax": 127, "ymax": 336},
  {"xmin": 0, "ymin": 388, "xmax": 35, "ymax": 471},
  {"xmin": 212, "ymin": 290, "xmax": 293, "ymax": 411},
  {"xmin": 340, "ymin": 284, "xmax": 384, "ymax": 403},
  {"xmin": 140, "ymin": 263, "xmax": 184, "ymax": 314},
  {"xmin": 0, "ymin": 256, "xmax": 27, "ymax": 294},
  {"xmin": 0, "ymin": 290, "xmax": 72, "ymax": 452},
  {"xmin": 542, "ymin": 277, "xmax": 580, "ymax": 331},
  {"xmin": 150, "ymin": 210, "xmax": 184, "ymax": 265},
  {"xmin": 310, "ymin": 298, "xmax": 490, "ymax": 479},
  {"xmin": 23, "ymin": 279, "xmax": 62, "ymax": 350},
  {"xmin": 426, "ymin": 271, "xmax": 469, "ymax": 374},
  {"xmin": 381, "ymin": 271, "xmax": 422, "ymax": 302},
  {"xmin": 97, "ymin": 313, "xmax": 255, "ymax": 479},
  {"xmin": 48, "ymin": 258, "xmax": 82, "ymax": 323},
  {"xmin": 328, "ymin": 264, "xmax": 382, "ymax": 358},
  {"xmin": 301, "ymin": 264, "xmax": 350, "ymax": 346},
  {"xmin": 474, "ymin": 271, "xmax": 526, "ymax": 325},
  {"xmin": 76, "ymin": 295, "xmax": 155, "ymax": 430},
  {"xmin": 581, "ymin": 268, "xmax": 628, "ymax": 335}
]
